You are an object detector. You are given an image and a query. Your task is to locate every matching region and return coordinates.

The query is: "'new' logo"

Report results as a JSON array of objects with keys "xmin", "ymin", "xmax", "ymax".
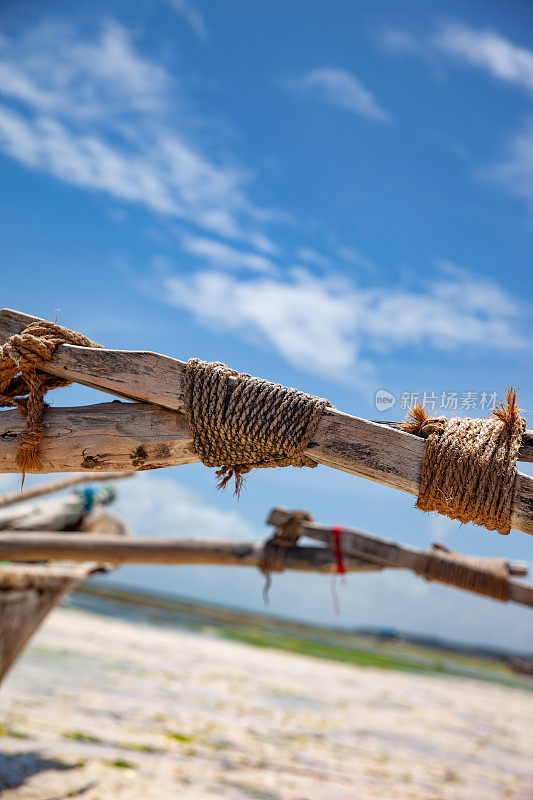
[{"xmin": 375, "ymin": 389, "xmax": 396, "ymax": 412}]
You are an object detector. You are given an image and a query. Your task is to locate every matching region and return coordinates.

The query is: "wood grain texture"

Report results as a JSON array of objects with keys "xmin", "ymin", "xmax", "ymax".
[
  {"xmin": 0, "ymin": 308, "xmax": 187, "ymax": 408},
  {"xmin": 1, "ymin": 308, "xmax": 532, "ymax": 535},
  {"xmin": 0, "ymin": 533, "xmax": 381, "ymax": 574},
  {"xmin": 0, "ymin": 401, "xmax": 197, "ymax": 473},
  {"xmin": 2, "ymin": 308, "xmax": 531, "ymax": 460}
]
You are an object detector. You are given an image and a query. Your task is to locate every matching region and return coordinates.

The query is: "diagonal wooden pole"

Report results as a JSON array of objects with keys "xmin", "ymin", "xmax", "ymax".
[
  {"xmin": 0, "ymin": 471, "xmax": 133, "ymax": 509},
  {"xmin": 266, "ymin": 507, "xmax": 533, "ymax": 607},
  {"xmin": 267, "ymin": 507, "xmax": 529, "ymax": 575}
]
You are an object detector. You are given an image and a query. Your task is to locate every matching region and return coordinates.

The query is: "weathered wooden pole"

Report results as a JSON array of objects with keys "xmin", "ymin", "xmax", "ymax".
[
  {"xmin": 0, "ymin": 533, "xmax": 378, "ymax": 574},
  {"xmin": 1, "ymin": 309, "xmax": 532, "ymax": 535}
]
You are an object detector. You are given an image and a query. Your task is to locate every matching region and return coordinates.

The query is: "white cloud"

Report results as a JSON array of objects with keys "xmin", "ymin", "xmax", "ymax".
[
  {"xmin": 159, "ymin": 262, "xmax": 524, "ymax": 382},
  {"xmin": 382, "ymin": 21, "xmax": 533, "ymax": 213},
  {"xmin": 433, "ymin": 21, "xmax": 533, "ymax": 96},
  {"xmin": 0, "ymin": 20, "xmax": 272, "ymax": 248},
  {"xmin": 165, "ymin": 0, "xmax": 208, "ymax": 40},
  {"xmin": 113, "ymin": 474, "xmax": 257, "ymax": 540},
  {"xmin": 383, "ymin": 20, "xmax": 533, "ymax": 97},
  {"xmin": 164, "ymin": 268, "xmax": 362, "ymax": 379},
  {"xmin": 0, "ymin": 20, "xmax": 169, "ymax": 120},
  {"xmin": 484, "ymin": 118, "xmax": 533, "ymax": 213},
  {"xmin": 291, "ymin": 68, "xmax": 392, "ymax": 123},
  {"xmin": 381, "ymin": 29, "xmax": 420, "ymax": 56},
  {"xmin": 183, "ymin": 235, "xmax": 278, "ymax": 273}
]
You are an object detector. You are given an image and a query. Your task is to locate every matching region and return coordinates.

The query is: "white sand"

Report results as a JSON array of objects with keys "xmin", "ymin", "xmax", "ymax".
[{"xmin": 1, "ymin": 607, "xmax": 532, "ymax": 799}]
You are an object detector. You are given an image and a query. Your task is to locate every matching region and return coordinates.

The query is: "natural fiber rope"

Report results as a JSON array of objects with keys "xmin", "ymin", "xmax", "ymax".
[
  {"xmin": 0, "ymin": 320, "xmax": 101, "ymax": 474},
  {"xmin": 184, "ymin": 359, "xmax": 330, "ymax": 494},
  {"xmin": 259, "ymin": 510, "xmax": 314, "ymax": 602},
  {"xmin": 415, "ymin": 543, "xmax": 510, "ymax": 601},
  {"xmin": 401, "ymin": 389, "xmax": 525, "ymax": 535}
]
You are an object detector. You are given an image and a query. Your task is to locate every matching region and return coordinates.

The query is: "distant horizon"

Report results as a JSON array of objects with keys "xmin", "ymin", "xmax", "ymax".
[{"xmin": 78, "ymin": 579, "xmax": 533, "ymax": 660}]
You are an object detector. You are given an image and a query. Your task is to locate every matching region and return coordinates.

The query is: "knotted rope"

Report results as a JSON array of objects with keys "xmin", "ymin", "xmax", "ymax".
[
  {"xmin": 259, "ymin": 510, "xmax": 313, "ymax": 602},
  {"xmin": 415, "ymin": 543, "xmax": 511, "ymax": 601},
  {"xmin": 401, "ymin": 389, "xmax": 525, "ymax": 535},
  {"xmin": 184, "ymin": 359, "xmax": 330, "ymax": 495},
  {"xmin": 0, "ymin": 320, "xmax": 101, "ymax": 474}
]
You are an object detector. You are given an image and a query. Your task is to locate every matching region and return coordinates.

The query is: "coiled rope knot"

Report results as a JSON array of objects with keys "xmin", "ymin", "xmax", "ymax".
[
  {"xmin": 259, "ymin": 510, "xmax": 314, "ymax": 603},
  {"xmin": 0, "ymin": 320, "xmax": 101, "ymax": 474},
  {"xmin": 184, "ymin": 359, "xmax": 330, "ymax": 495},
  {"xmin": 415, "ymin": 543, "xmax": 511, "ymax": 601},
  {"xmin": 401, "ymin": 388, "xmax": 525, "ymax": 536}
]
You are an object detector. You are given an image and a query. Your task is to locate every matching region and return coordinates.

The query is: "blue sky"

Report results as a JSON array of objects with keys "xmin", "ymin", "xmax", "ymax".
[{"xmin": 1, "ymin": 0, "xmax": 532, "ymax": 650}]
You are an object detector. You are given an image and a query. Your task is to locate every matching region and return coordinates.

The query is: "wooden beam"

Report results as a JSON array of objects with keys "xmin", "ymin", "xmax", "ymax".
[
  {"xmin": 267, "ymin": 507, "xmax": 529, "ymax": 576},
  {"xmin": 1, "ymin": 309, "xmax": 532, "ymax": 536},
  {"xmin": 0, "ymin": 533, "xmax": 381, "ymax": 574},
  {"xmin": 0, "ymin": 401, "xmax": 197, "ymax": 473},
  {"xmin": 0, "ymin": 308, "xmax": 188, "ymax": 409},
  {"xmin": 0, "ymin": 531, "xmax": 530, "ymax": 606}
]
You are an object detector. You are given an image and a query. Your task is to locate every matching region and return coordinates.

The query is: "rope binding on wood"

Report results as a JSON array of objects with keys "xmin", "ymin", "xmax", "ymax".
[
  {"xmin": 401, "ymin": 388, "xmax": 525, "ymax": 535},
  {"xmin": 0, "ymin": 320, "xmax": 101, "ymax": 475},
  {"xmin": 415, "ymin": 543, "xmax": 511, "ymax": 601},
  {"xmin": 184, "ymin": 359, "xmax": 330, "ymax": 495},
  {"xmin": 259, "ymin": 510, "xmax": 313, "ymax": 602}
]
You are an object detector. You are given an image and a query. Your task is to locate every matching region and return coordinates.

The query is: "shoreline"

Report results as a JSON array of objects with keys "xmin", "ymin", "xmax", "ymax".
[{"xmin": 1, "ymin": 604, "xmax": 532, "ymax": 799}]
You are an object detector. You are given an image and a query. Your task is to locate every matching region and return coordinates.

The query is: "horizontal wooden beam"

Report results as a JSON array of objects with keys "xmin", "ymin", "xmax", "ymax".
[
  {"xmin": 1, "ymin": 309, "xmax": 532, "ymax": 536},
  {"xmin": 0, "ymin": 401, "xmax": 197, "ymax": 473},
  {"xmin": 0, "ymin": 533, "xmax": 381, "ymax": 574},
  {"xmin": 2, "ymin": 398, "xmax": 531, "ymax": 536},
  {"xmin": 1, "ymin": 531, "xmax": 530, "ymax": 606}
]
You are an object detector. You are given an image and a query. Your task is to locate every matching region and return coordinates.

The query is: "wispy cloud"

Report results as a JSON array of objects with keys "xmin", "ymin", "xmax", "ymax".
[
  {"xmin": 155, "ymin": 261, "xmax": 524, "ymax": 383},
  {"xmin": 0, "ymin": 20, "xmax": 169, "ymax": 119},
  {"xmin": 433, "ymin": 21, "xmax": 533, "ymax": 96},
  {"xmin": 290, "ymin": 68, "xmax": 392, "ymax": 123},
  {"xmin": 382, "ymin": 20, "xmax": 533, "ymax": 214},
  {"xmin": 182, "ymin": 235, "xmax": 278, "ymax": 273},
  {"xmin": 383, "ymin": 20, "xmax": 533, "ymax": 97},
  {"xmin": 296, "ymin": 247, "xmax": 331, "ymax": 269},
  {"xmin": 165, "ymin": 0, "xmax": 208, "ymax": 40},
  {"xmin": 484, "ymin": 118, "xmax": 533, "ymax": 213},
  {"xmin": 0, "ymin": 20, "xmax": 271, "ymax": 246},
  {"xmin": 113, "ymin": 474, "xmax": 256, "ymax": 540}
]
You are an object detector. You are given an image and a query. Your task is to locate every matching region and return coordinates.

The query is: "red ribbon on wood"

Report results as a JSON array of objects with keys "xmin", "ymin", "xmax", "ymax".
[{"xmin": 332, "ymin": 525, "xmax": 346, "ymax": 575}]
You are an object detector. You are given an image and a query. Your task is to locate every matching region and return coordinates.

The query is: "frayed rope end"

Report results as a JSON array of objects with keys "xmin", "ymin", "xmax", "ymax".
[
  {"xmin": 215, "ymin": 465, "xmax": 251, "ymax": 498},
  {"xmin": 400, "ymin": 403, "xmax": 430, "ymax": 435},
  {"xmin": 492, "ymin": 386, "xmax": 523, "ymax": 431},
  {"xmin": 14, "ymin": 427, "xmax": 45, "ymax": 485}
]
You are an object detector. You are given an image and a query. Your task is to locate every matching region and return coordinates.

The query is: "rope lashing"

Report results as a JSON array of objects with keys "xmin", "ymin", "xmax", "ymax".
[
  {"xmin": 0, "ymin": 320, "xmax": 101, "ymax": 473},
  {"xmin": 415, "ymin": 543, "xmax": 511, "ymax": 601},
  {"xmin": 401, "ymin": 388, "xmax": 526, "ymax": 535},
  {"xmin": 259, "ymin": 510, "xmax": 313, "ymax": 602},
  {"xmin": 184, "ymin": 359, "xmax": 330, "ymax": 495}
]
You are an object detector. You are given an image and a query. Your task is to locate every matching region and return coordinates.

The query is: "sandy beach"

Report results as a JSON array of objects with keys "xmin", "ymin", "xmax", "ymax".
[{"xmin": 1, "ymin": 606, "xmax": 532, "ymax": 800}]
